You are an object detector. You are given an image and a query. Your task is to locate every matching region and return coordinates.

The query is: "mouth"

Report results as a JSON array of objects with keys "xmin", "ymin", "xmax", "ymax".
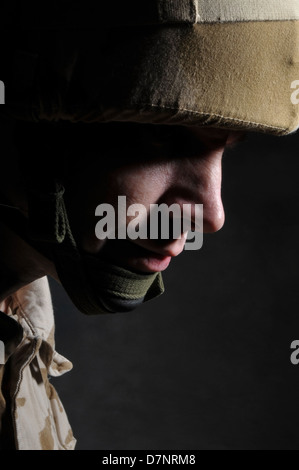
[{"xmin": 99, "ymin": 239, "xmax": 174, "ymax": 274}]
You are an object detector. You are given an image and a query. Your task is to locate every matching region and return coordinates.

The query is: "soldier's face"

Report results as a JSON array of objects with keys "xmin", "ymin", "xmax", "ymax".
[{"xmin": 66, "ymin": 124, "xmax": 245, "ymax": 274}]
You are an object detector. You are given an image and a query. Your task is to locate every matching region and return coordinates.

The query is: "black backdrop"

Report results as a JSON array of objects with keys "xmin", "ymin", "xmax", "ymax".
[{"xmin": 49, "ymin": 130, "xmax": 299, "ymax": 450}]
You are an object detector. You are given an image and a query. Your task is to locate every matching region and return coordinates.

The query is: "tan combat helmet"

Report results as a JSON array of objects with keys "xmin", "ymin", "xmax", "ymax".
[{"xmin": 1, "ymin": 0, "xmax": 299, "ymax": 135}]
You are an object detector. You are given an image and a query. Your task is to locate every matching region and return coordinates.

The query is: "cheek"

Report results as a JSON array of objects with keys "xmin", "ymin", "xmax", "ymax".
[
  {"xmin": 107, "ymin": 163, "xmax": 172, "ymax": 207},
  {"xmin": 71, "ymin": 165, "xmax": 169, "ymax": 254},
  {"xmin": 76, "ymin": 163, "xmax": 174, "ymax": 253}
]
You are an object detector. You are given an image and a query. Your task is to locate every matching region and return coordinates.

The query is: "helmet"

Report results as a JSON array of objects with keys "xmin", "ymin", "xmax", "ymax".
[{"xmin": 1, "ymin": 0, "xmax": 299, "ymax": 134}]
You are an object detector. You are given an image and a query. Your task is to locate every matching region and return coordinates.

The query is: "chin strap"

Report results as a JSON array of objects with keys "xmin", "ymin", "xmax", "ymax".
[{"xmin": 27, "ymin": 182, "xmax": 69, "ymax": 244}]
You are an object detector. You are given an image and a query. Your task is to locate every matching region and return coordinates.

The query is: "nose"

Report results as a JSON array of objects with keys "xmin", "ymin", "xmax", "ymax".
[
  {"xmin": 199, "ymin": 154, "xmax": 225, "ymax": 233},
  {"xmin": 162, "ymin": 150, "xmax": 225, "ymax": 234}
]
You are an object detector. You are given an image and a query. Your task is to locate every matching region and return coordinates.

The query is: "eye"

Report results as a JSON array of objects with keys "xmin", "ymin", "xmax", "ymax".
[{"xmin": 139, "ymin": 125, "xmax": 208, "ymax": 159}]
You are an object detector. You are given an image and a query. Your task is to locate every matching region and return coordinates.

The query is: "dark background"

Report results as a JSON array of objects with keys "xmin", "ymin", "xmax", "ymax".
[{"xmin": 49, "ymin": 131, "xmax": 299, "ymax": 450}]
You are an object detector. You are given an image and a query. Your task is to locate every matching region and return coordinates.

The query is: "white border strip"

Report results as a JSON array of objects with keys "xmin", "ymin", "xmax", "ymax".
[{"xmin": 196, "ymin": 0, "xmax": 299, "ymax": 23}]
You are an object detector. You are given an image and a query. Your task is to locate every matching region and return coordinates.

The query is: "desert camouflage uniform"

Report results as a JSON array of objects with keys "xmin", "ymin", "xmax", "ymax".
[{"xmin": 0, "ymin": 277, "xmax": 76, "ymax": 450}]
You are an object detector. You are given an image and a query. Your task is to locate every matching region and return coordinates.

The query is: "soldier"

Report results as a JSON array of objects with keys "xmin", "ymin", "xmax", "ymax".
[{"xmin": 0, "ymin": 0, "xmax": 298, "ymax": 450}]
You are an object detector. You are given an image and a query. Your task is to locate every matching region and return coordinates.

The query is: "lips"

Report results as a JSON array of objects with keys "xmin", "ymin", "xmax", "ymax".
[
  {"xmin": 99, "ymin": 239, "xmax": 182, "ymax": 273},
  {"xmin": 128, "ymin": 253, "xmax": 172, "ymax": 274}
]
